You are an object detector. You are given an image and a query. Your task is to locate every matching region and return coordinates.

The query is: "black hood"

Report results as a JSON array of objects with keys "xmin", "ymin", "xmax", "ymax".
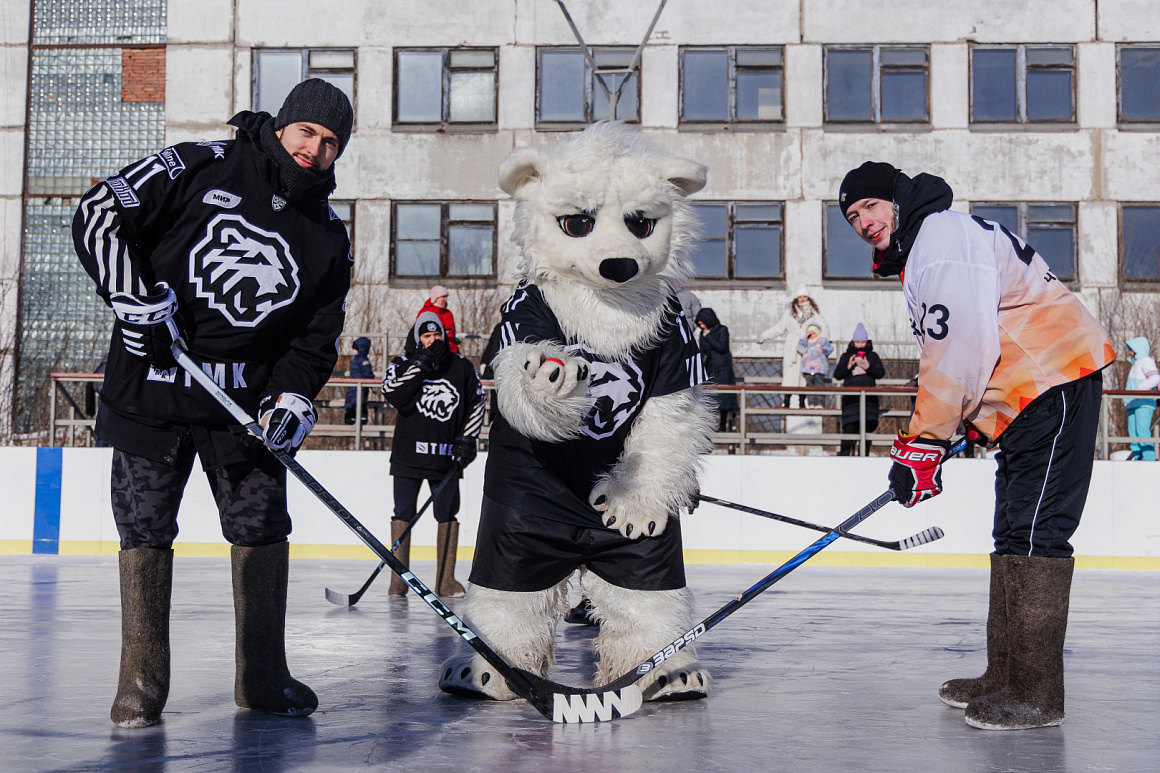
[
  {"xmin": 873, "ymin": 172, "xmax": 954, "ymax": 278},
  {"xmin": 228, "ymin": 110, "xmax": 336, "ymax": 204},
  {"xmin": 695, "ymin": 307, "xmax": 720, "ymax": 329}
]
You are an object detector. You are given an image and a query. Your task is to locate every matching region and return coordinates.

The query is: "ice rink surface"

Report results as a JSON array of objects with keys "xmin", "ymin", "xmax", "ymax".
[{"xmin": 2, "ymin": 555, "xmax": 1157, "ymax": 773}]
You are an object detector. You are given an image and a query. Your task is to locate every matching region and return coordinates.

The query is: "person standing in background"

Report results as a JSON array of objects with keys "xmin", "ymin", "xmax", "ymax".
[
  {"xmin": 832, "ymin": 323, "xmax": 886, "ymax": 456},
  {"xmin": 1123, "ymin": 336, "xmax": 1159, "ymax": 460},
  {"xmin": 758, "ymin": 284, "xmax": 828, "ymax": 408},
  {"xmin": 695, "ymin": 308, "xmax": 739, "ymax": 432},
  {"xmin": 418, "ymin": 285, "xmax": 459, "ymax": 354},
  {"xmin": 343, "ymin": 336, "xmax": 375, "ymax": 425}
]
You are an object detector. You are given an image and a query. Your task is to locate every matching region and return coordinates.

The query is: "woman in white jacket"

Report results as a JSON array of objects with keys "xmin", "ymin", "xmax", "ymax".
[
  {"xmin": 1124, "ymin": 336, "xmax": 1159, "ymax": 460},
  {"xmin": 758, "ymin": 284, "xmax": 829, "ymax": 408}
]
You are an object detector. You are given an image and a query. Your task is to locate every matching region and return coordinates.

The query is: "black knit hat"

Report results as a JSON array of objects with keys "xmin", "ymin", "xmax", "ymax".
[
  {"xmin": 274, "ymin": 78, "xmax": 354, "ymax": 157},
  {"xmin": 839, "ymin": 161, "xmax": 900, "ymax": 217}
]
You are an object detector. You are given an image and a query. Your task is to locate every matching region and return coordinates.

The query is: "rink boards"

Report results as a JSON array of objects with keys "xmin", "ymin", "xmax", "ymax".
[{"xmin": 1, "ymin": 447, "xmax": 1156, "ymax": 568}]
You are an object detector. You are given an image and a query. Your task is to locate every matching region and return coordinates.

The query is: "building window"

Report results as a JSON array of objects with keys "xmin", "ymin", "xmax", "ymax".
[
  {"xmin": 1119, "ymin": 46, "xmax": 1160, "ymax": 123},
  {"xmin": 394, "ymin": 48, "xmax": 497, "ymax": 129},
  {"xmin": 253, "ymin": 48, "xmax": 356, "ymax": 117},
  {"xmin": 824, "ymin": 46, "xmax": 928, "ymax": 124},
  {"xmin": 971, "ymin": 45, "xmax": 1074, "ymax": 124},
  {"xmin": 971, "ymin": 203, "xmax": 1078, "ymax": 282},
  {"xmin": 391, "ymin": 202, "xmax": 496, "ymax": 280},
  {"xmin": 824, "ymin": 203, "xmax": 877, "ymax": 279},
  {"xmin": 679, "ymin": 47, "xmax": 783, "ymax": 127},
  {"xmin": 1121, "ymin": 205, "xmax": 1160, "ymax": 283},
  {"xmin": 330, "ymin": 200, "xmax": 355, "ymax": 252},
  {"xmin": 689, "ymin": 202, "xmax": 783, "ymax": 280},
  {"xmin": 536, "ymin": 47, "xmax": 639, "ymax": 126}
]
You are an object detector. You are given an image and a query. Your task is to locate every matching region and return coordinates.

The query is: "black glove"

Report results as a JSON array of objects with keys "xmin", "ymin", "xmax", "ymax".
[
  {"xmin": 452, "ymin": 436, "xmax": 477, "ymax": 468},
  {"xmin": 412, "ymin": 338, "xmax": 450, "ymax": 374},
  {"xmin": 258, "ymin": 392, "xmax": 317, "ymax": 452},
  {"xmin": 109, "ymin": 282, "xmax": 187, "ymax": 368}
]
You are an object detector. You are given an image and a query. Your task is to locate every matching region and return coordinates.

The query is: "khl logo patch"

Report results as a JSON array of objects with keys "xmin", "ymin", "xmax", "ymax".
[
  {"xmin": 189, "ymin": 213, "xmax": 300, "ymax": 328},
  {"xmin": 567, "ymin": 344, "xmax": 645, "ymax": 440},
  {"xmin": 417, "ymin": 379, "xmax": 460, "ymax": 422}
]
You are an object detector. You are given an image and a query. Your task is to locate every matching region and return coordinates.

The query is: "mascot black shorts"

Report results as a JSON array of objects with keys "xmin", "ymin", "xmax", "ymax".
[{"xmin": 468, "ymin": 496, "xmax": 687, "ymax": 592}]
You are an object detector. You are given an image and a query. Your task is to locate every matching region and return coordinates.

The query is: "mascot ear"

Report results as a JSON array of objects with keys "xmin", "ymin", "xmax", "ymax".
[
  {"xmin": 499, "ymin": 147, "xmax": 544, "ymax": 197},
  {"xmin": 661, "ymin": 157, "xmax": 708, "ymax": 196}
]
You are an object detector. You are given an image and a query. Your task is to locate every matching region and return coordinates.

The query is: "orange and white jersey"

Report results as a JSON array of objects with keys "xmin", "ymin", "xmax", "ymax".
[{"xmin": 901, "ymin": 210, "xmax": 1114, "ymax": 442}]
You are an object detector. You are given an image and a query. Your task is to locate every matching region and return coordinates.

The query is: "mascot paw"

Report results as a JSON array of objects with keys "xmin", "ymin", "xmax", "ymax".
[
  {"xmin": 438, "ymin": 652, "xmax": 518, "ymax": 701},
  {"xmin": 521, "ymin": 348, "xmax": 589, "ymax": 399},
  {"xmin": 590, "ymin": 477, "xmax": 668, "ymax": 540},
  {"xmin": 641, "ymin": 656, "xmax": 711, "ymax": 702}
]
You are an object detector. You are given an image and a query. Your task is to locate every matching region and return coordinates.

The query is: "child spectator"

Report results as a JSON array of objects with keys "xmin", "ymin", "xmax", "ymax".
[{"xmin": 796, "ymin": 323, "xmax": 833, "ymax": 408}]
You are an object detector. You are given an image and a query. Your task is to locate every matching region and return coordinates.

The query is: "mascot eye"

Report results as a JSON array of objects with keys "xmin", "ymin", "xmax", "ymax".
[
  {"xmin": 557, "ymin": 214, "xmax": 595, "ymax": 238},
  {"xmin": 624, "ymin": 214, "xmax": 656, "ymax": 239}
]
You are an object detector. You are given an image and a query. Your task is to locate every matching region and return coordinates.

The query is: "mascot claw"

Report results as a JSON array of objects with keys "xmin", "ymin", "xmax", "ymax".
[
  {"xmin": 438, "ymin": 652, "xmax": 518, "ymax": 701},
  {"xmin": 522, "ymin": 349, "xmax": 589, "ymax": 399},
  {"xmin": 640, "ymin": 653, "xmax": 712, "ymax": 702}
]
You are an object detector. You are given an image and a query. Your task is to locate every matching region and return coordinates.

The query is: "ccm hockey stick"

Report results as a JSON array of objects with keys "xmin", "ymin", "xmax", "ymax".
[
  {"xmin": 592, "ymin": 437, "xmax": 970, "ymax": 697},
  {"xmin": 324, "ymin": 464, "xmax": 461, "ymax": 606},
  {"xmin": 174, "ymin": 344, "xmax": 642, "ymax": 724},
  {"xmin": 695, "ymin": 494, "xmax": 944, "ymax": 551}
]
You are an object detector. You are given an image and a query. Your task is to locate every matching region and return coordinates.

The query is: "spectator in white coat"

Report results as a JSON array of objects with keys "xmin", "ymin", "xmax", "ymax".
[{"xmin": 757, "ymin": 284, "xmax": 829, "ymax": 408}]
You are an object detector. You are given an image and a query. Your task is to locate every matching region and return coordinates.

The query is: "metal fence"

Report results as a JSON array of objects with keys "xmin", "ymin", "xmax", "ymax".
[{"xmin": 47, "ymin": 372, "xmax": 1158, "ymax": 460}]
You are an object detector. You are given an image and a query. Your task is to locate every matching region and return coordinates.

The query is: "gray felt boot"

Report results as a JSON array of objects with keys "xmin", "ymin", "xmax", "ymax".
[
  {"xmin": 111, "ymin": 547, "xmax": 173, "ymax": 728},
  {"xmin": 436, "ymin": 521, "xmax": 466, "ymax": 598},
  {"xmin": 965, "ymin": 555, "xmax": 1074, "ymax": 730},
  {"xmin": 232, "ymin": 542, "xmax": 317, "ymax": 716},
  {"xmin": 939, "ymin": 553, "xmax": 1010, "ymax": 708}
]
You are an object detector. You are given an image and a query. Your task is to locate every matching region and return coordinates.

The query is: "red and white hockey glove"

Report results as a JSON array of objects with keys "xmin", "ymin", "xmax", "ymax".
[{"xmin": 889, "ymin": 433, "xmax": 952, "ymax": 508}]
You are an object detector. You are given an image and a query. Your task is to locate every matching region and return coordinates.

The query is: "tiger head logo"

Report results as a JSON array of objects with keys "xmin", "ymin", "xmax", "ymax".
[{"xmin": 418, "ymin": 379, "xmax": 460, "ymax": 422}]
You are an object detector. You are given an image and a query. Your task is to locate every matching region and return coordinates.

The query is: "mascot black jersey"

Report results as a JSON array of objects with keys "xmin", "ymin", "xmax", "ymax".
[
  {"xmin": 485, "ymin": 284, "xmax": 705, "ymax": 529},
  {"xmin": 72, "ymin": 112, "xmax": 351, "ymax": 433}
]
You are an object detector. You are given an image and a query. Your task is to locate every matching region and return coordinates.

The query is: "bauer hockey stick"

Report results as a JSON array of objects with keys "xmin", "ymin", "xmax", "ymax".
[
  {"xmin": 695, "ymin": 494, "xmax": 944, "ymax": 551},
  {"xmin": 592, "ymin": 437, "xmax": 970, "ymax": 697},
  {"xmin": 324, "ymin": 464, "xmax": 461, "ymax": 606},
  {"xmin": 174, "ymin": 344, "xmax": 642, "ymax": 724}
]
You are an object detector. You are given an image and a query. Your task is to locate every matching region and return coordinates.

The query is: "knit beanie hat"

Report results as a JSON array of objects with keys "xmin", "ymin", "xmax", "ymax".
[
  {"xmin": 852, "ymin": 323, "xmax": 869, "ymax": 341},
  {"xmin": 274, "ymin": 78, "xmax": 354, "ymax": 157},
  {"xmin": 429, "ymin": 284, "xmax": 449, "ymax": 301},
  {"xmin": 839, "ymin": 161, "xmax": 900, "ymax": 217},
  {"xmin": 414, "ymin": 311, "xmax": 445, "ymax": 341}
]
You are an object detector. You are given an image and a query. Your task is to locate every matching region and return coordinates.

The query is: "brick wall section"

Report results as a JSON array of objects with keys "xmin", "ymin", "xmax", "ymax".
[{"xmin": 121, "ymin": 48, "xmax": 166, "ymax": 103}]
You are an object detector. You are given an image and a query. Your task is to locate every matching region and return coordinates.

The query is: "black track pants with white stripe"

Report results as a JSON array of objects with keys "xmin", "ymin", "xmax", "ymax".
[{"xmin": 992, "ymin": 371, "xmax": 1103, "ymax": 558}]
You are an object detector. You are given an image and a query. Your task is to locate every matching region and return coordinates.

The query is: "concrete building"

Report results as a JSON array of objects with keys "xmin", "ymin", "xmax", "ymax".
[{"xmin": 3, "ymin": 0, "xmax": 1160, "ymax": 433}]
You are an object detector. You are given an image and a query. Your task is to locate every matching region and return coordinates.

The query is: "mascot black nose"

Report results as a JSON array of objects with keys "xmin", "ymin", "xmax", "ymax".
[{"xmin": 599, "ymin": 258, "xmax": 639, "ymax": 283}]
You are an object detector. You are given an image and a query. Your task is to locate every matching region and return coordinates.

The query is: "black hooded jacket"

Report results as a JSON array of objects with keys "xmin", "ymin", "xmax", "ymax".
[
  {"xmin": 695, "ymin": 308, "xmax": 738, "ymax": 413},
  {"xmin": 873, "ymin": 172, "xmax": 954, "ymax": 278},
  {"xmin": 832, "ymin": 340, "xmax": 887, "ymax": 425},
  {"xmin": 73, "ymin": 111, "xmax": 351, "ymax": 463}
]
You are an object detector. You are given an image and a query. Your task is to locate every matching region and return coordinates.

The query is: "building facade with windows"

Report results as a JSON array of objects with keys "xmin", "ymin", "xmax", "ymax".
[{"xmin": 3, "ymin": 0, "xmax": 1160, "ymax": 432}]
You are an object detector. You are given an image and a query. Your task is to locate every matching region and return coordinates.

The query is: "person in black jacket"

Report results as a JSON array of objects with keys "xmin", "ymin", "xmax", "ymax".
[
  {"xmin": 695, "ymin": 308, "xmax": 738, "ymax": 432},
  {"xmin": 832, "ymin": 323, "xmax": 887, "ymax": 456},
  {"xmin": 72, "ymin": 78, "xmax": 353, "ymax": 728},
  {"xmin": 382, "ymin": 311, "xmax": 485, "ymax": 598}
]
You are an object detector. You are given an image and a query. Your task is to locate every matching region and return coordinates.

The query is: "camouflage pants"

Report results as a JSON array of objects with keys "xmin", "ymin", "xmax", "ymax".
[{"xmin": 111, "ymin": 442, "xmax": 291, "ymax": 549}]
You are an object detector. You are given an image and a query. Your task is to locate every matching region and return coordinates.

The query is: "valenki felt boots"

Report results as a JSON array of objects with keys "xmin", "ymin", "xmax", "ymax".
[
  {"xmin": 110, "ymin": 547, "xmax": 173, "ymax": 728},
  {"xmin": 231, "ymin": 542, "xmax": 317, "ymax": 716},
  {"xmin": 436, "ymin": 521, "xmax": 466, "ymax": 598},
  {"xmin": 940, "ymin": 553, "xmax": 1011, "ymax": 708},
  {"xmin": 388, "ymin": 520, "xmax": 412, "ymax": 597},
  {"xmin": 965, "ymin": 555, "xmax": 1074, "ymax": 730}
]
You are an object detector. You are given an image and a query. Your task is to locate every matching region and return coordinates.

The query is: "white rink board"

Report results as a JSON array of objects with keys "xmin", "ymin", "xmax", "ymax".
[{"xmin": 4, "ymin": 448, "xmax": 1157, "ymax": 560}]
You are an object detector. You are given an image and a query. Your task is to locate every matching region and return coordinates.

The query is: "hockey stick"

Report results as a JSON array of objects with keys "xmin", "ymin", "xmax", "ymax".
[
  {"xmin": 324, "ymin": 464, "xmax": 460, "ymax": 606},
  {"xmin": 695, "ymin": 494, "xmax": 944, "ymax": 551},
  {"xmin": 592, "ymin": 437, "xmax": 970, "ymax": 697},
  {"xmin": 173, "ymin": 343, "xmax": 642, "ymax": 724}
]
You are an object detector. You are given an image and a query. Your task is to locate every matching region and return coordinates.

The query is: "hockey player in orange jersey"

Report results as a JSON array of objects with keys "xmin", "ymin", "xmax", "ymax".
[{"xmin": 839, "ymin": 162, "xmax": 1115, "ymax": 731}]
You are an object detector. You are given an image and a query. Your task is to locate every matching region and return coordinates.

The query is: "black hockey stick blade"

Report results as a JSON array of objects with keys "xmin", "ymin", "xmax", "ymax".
[
  {"xmin": 695, "ymin": 494, "xmax": 946, "ymax": 551},
  {"xmin": 174, "ymin": 344, "xmax": 642, "ymax": 723},
  {"xmin": 323, "ymin": 464, "xmax": 460, "ymax": 606},
  {"xmin": 324, "ymin": 562, "xmax": 385, "ymax": 606}
]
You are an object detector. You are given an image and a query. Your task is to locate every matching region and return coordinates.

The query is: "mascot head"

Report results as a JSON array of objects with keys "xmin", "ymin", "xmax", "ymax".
[{"xmin": 498, "ymin": 122, "xmax": 707, "ymax": 356}]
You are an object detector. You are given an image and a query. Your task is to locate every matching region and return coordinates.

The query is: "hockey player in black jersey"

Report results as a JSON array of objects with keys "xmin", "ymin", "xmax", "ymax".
[
  {"xmin": 382, "ymin": 312, "xmax": 486, "ymax": 598},
  {"xmin": 72, "ymin": 79, "xmax": 353, "ymax": 728}
]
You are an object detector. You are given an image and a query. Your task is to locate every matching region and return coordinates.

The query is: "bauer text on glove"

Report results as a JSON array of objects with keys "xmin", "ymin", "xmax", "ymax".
[{"xmin": 889, "ymin": 433, "xmax": 951, "ymax": 508}]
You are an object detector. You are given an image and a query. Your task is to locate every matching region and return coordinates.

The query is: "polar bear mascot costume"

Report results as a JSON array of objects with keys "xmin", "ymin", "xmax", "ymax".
[{"xmin": 438, "ymin": 123, "xmax": 717, "ymax": 703}]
